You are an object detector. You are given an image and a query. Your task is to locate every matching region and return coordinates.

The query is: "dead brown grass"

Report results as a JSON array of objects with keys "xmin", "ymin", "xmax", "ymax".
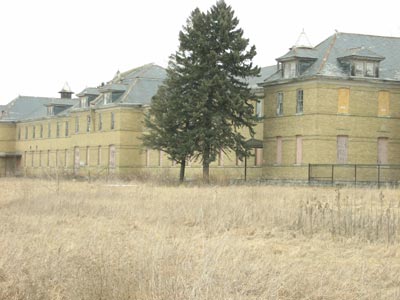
[{"xmin": 0, "ymin": 178, "xmax": 399, "ymax": 299}]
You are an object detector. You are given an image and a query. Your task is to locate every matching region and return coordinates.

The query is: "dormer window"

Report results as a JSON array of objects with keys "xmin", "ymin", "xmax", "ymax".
[
  {"xmin": 104, "ymin": 93, "xmax": 111, "ymax": 104},
  {"xmin": 80, "ymin": 96, "xmax": 88, "ymax": 108},
  {"xmin": 338, "ymin": 48, "xmax": 384, "ymax": 79},
  {"xmin": 284, "ymin": 61, "xmax": 297, "ymax": 78},
  {"xmin": 47, "ymin": 106, "xmax": 54, "ymax": 116},
  {"xmin": 351, "ymin": 60, "xmax": 379, "ymax": 78}
]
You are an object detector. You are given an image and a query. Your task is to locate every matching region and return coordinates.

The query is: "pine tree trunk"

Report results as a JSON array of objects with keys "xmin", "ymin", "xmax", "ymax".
[
  {"xmin": 179, "ymin": 159, "xmax": 186, "ymax": 183},
  {"xmin": 203, "ymin": 147, "xmax": 210, "ymax": 184}
]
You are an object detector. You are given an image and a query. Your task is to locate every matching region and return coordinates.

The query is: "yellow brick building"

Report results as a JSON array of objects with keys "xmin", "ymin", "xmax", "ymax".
[
  {"xmin": 0, "ymin": 64, "xmax": 272, "ymax": 180},
  {"xmin": 260, "ymin": 32, "xmax": 400, "ymax": 181},
  {"xmin": 3, "ymin": 32, "xmax": 398, "ymax": 182}
]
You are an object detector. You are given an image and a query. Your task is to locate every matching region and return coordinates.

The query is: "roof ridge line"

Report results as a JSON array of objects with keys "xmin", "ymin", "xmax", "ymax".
[{"xmin": 318, "ymin": 33, "xmax": 337, "ymax": 73}]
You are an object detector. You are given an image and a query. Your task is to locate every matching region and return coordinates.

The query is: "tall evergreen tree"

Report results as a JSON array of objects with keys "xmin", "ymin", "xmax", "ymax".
[
  {"xmin": 142, "ymin": 54, "xmax": 197, "ymax": 182},
  {"xmin": 178, "ymin": 0, "xmax": 260, "ymax": 182},
  {"xmin": 144, "ymin": 1, "xmax": 259, "ymax": 183}
]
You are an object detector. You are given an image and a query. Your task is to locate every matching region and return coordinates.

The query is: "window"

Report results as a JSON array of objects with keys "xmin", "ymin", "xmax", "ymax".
[
  {"xmin": 338, "ymin": 88, "xmax": 350, "ymax": 114},
  {"xmin": 55, "ymin": 150, "xmax": 59, "ymax": 167},
  {"xmin": 296, "ymin": 90, "xmax": 303, "ymax": 114},
  {"xmin": 378, "ymin": 137, "xmax": 388, "ymax": 164},
  {"xmin": 87, "ymin": 115, "xmax": 91, "ymax": 132},
  {"xmin": 284, "ymin": 61, "xmax": 296, "ymax": 78},
  {"xmin": 146, "ymin": 149, "xmax": 150, "ymax": 167},
  {"xmin": 276, "ymin": 136, "xmax": 282, "ymax": 165},
  {"xmin": 65, "ymin": 149, "xmax": 68, "ymax": 167},
  {"xmin": 378, "ymin": 91, "xmax": 390, "ymax": 116},
  {"xmin": 65, "ymin": 121, "xmax": 69, "ymax": 136},
  {"xmin": 80, "ymin": 97, "xmax": 88, "ymax": 108},
  {"xmin": 56, "ymin": 122, "xmax": 60, "ymax": 138},
  {"xmin": 109, "ymin": 145, "xmax": 116, "ymax": 169},
  {"xmin": 47, "ymin": 150, "xmax": 50, "ymax": 167},
  {"xmin": 74, "ymin": 147, "xmax": 80, "ymax": 172},
  {"xmin": 218, "ymin": 149, "xmax": 224, "ymax": 166},
  {"xmin": 25, "ymin": 127, "xmax": 28, "ymax": 139},
  {"xmin": 255, "ymin": 99, "xmax": 263, "ymax": 118},
  {"xmin": 255, "ymin": 148, "xmax": 263, "ymax": 166},
  {"xmin": 98, "ymin": 146, "xmax": 102, "ymax": 165},
  {"xmin": 86, "ymin": 146, "xmax": 90, "ymax": 166},
  {"xmin": 351, "ymin": 61, "xmax": 379, "ymax": 77},
  {"xmin": 365, "ymin": 62, "xmax": 374, "ymax": 77},
  {"xmin": 98, "ymin": 113, "xmax": 102, "ymax": 130},
  {"xmin": 337, "ymin": 136, "xmax": 348, "ymax": 164},
  {"xmin": 111, "ymin": 112, "xmax": 115, "ymax": 129},
  {"xmin": 235, "ymin": 153, "xmax": 242, "ymax": 166},
  {"xmin": 17, "ymin": 128, "xmax": 21, "ymax": 140},
  {"xmin": 39, "ymin": 151, "xmax": 42, "ymax": 167},
  {"xmin": 276, "ymin": 92, "xmax": 283, "ymax": 116},
  {"xmin": 75, "ymin": 116, "xmax": 79, "ymax": 133},
  {"xmin": 32, "ymin": 126, "xmax": 35, "ymax": 139},
  {"xmin": 158, "ymin": 150, "xmax": 162, "ymax": 167},
  {"xmin": 296, "ymin": 135, "xmax": 302, "ymax": 165},
  {"xmin": 48, "ymin": 123, "xmax": 51, "ymax": 138},
  {"xmin": 104, "ymin": 93, "xmax": 111, "ymax": 104},
  {"xmin": 47, "ymin": 106, "xmax": 54, "ymax": 116},
  {"xmin": 40, "ymin": 125, "xmax": 43, "ymax": 138}
]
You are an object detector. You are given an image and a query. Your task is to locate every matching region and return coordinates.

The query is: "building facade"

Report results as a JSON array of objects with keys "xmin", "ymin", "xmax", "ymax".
[
  {"xmin": 1, "ymin": 32, "xmax": 400, "ymax": 182},
  {"xmin": 0, "ymin": 64, "xmax": 272, "ymax": 180},
  {"xmin": 261, "ymin": 32, "xmax": 400, "ymax": 181}
]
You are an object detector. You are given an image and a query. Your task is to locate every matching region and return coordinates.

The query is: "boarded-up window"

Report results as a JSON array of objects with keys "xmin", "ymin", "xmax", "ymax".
[
  {"xmin": 338, "ymin": 88, "xmax": 350, "ymax": 114},
  {"xmin": 109, "ymin": 145, "xmax": 116, "ymax": 169},
  {"xmin": 158, "ymin": 150, "xmax": 162, "ymax": 167},
  {"xmin": 235, "ymin": 153, "xmax": 242, "ymax": 166},
  {"xmin": 255, "ymin": 148, "xmax": 263, "ymax": 166},
  {"xmin": 337, "ymin": 136, "xmax": 348, "ymax": 164},
  {"xmin": 378, "ymin": 137, "xmax": 388, "ymax": 164},
  {"xmin": 74, "ymin": 147, "xmax": 80, "ymax": 172},
  {"xmin": 378, "ymin": 91, "xmax": 390, "ymax": 116},
  {"xmin": 296, "ymin": 135, "xmax": 302, "ymax": 165},
  {"xmin": 276, "ymin": 136, "xmax": 282, "ymax": 165}
]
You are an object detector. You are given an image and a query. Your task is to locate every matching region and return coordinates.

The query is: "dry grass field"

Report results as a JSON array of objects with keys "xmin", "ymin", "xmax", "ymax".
[{"xmin": 0, "ymin": 178, "xmax": 400, "ymax": 300}]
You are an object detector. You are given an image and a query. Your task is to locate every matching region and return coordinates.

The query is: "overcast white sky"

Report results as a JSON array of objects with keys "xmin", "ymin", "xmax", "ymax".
[{"xmin": 0, "ymin": 0, "xmax": 399, "ymax": 105}]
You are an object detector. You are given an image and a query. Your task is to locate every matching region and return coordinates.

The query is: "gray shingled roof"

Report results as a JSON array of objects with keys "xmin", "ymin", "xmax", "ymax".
[
  {"xmin": 0, "ymin": 96, "xmax": 78, "ymax": 121},
  {"xmin": 277, "ymin": 47, "xmax": 318, "ymax": 61},
  {"xmin": 247, "ymin": 65, "xmax": 277, "ymax": 89},
  {"xmin": 76, "ymin": 87, "xmax": 101, "ymax": 97},
  {"xmin": 264, "ymin": 32, "xmax": 400, "ymax": 83},
  {"xmin": 91, "ymin": 64, "xmax": 167, "ymax": 107}
]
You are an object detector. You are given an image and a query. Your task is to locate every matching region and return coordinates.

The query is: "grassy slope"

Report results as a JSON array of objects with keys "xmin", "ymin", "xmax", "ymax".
[{"xmin": 0, "ymin": 178, "xmax": 399, "ymax": 299}]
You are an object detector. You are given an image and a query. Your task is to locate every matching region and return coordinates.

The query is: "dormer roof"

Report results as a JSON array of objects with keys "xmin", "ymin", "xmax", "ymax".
[
  {"xmin": 263, "ymin": 32, "xmax": 400, "ymax": 84},
  {"xmin": 337, "ymin": 47, "xmax": 385, "ymax": 61}
]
